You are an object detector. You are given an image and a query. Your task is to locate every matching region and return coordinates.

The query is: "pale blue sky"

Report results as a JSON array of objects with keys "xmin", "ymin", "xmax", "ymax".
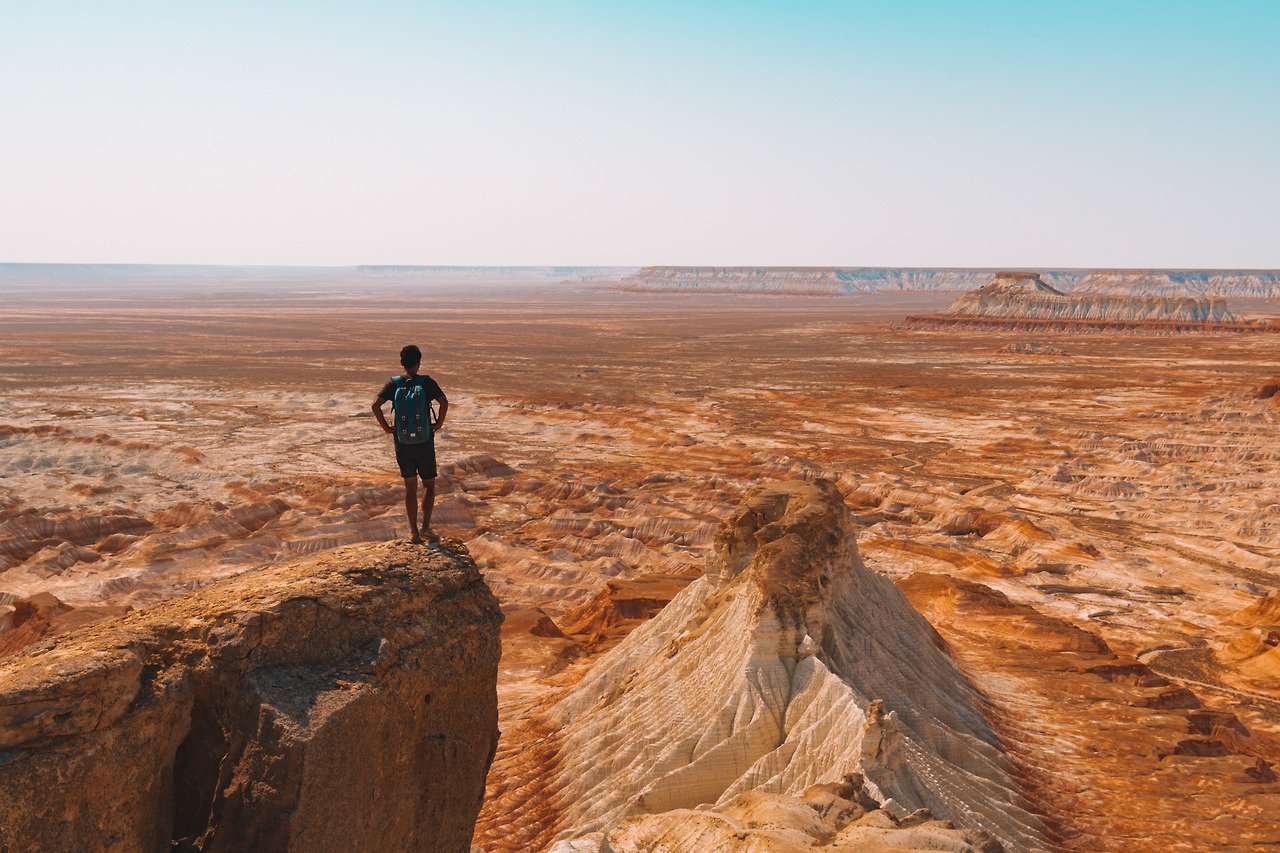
[{"xmin": 1, "ymin": 1, "xmax": 1277, "ymax": 267}]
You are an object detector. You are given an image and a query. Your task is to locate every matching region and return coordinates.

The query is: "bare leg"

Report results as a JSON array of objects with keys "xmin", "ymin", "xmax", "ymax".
[
  {"xmin": 403, "ymin": 477, "xmax": 421, "ymax": 542},
  {"xmin": 421, "ymin": 477, "xmax": 438, "ymax": 540}
]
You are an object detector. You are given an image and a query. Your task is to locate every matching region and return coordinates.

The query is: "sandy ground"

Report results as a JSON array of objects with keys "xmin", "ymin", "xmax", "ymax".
[{"xmin": 1, "ymin": 279, "xmax": 1278, "ymax": 848}]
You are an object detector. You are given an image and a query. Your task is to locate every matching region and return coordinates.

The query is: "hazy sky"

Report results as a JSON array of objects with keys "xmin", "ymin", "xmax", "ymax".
[{"xmin": 2, "ymin": 1, "xmax": 1278, "ymax": 267}]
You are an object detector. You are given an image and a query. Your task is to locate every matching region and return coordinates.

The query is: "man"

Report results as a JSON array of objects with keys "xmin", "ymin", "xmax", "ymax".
[{"xmin": 372, "ymin": 345, "xmax": 448, "ymax": 544}]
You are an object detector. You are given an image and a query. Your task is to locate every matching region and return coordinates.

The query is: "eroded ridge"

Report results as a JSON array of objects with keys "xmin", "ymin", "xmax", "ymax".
[
  {"xmin": 479, "ymin": 480, "xmax": 1049, "ymax": 852},
  {"xmin": 0, "ymin": 539, "xmax": 502, "ymax": 853}
]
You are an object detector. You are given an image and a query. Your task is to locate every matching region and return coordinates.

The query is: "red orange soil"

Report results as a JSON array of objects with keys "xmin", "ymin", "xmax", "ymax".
[{"xmin": 1, "ymin": 280, "xmax": 1278, "ymax": 847}]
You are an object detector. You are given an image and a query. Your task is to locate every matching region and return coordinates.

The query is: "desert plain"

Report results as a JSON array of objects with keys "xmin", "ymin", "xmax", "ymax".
[{"xmin": 2, "ymin": 271, "xmax": 1279, "ymax": 850}]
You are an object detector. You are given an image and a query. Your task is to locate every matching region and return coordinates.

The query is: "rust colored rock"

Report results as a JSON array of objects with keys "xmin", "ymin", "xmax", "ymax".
[
  {"xmin": 0, "ymin": 592, "xmax": 131, "ymax": 659},
  {"xmin": 0, "ymin": 539, "xmax": 502, "ymax": 853},
  {"xmin": 1256, "ymin": 376, "xmax": 1280, "ymax": 400},
  {"xmin": 560, "ymin": 573, "xmax": 695, "ymax": 652}
]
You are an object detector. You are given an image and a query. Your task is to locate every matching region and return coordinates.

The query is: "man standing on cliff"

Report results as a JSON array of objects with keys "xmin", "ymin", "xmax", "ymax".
[{"xmin": 372, "ymin": 345, "xmax": 448, "ymax": 544}]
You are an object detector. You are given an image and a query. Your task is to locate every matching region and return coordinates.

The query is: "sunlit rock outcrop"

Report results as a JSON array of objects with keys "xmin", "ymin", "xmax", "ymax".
[{"xmin": 0, "ymin": 540, "xmax": 502, "ymax": 853}]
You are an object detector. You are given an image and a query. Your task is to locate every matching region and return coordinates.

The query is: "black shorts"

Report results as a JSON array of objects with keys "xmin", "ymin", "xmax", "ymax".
[{"xmin": 394, "ymin": 440, "xmax": 437, "ymax": 480}]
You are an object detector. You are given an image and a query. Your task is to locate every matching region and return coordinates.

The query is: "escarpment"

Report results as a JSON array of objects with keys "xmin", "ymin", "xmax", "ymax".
[
  {"xmin": 614, "ymin": 266, "xmax": 1280, "ymax": 297},
  {"xmin": 0, "ymin": 539, "xmax": 502, "ymax": 853},
  {"xmin": 479, "ymin": 480, "xmax": 1049, "ymax": 851},
  {"xmin": 903, "ymin": 272, "xmax": 1274, "ymax": 333}
]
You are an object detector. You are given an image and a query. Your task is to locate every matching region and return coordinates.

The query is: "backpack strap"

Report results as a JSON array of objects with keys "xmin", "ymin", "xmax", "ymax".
[{"xmin": 390, "ymin": 376, "xmax": 406, "ymax": 438}]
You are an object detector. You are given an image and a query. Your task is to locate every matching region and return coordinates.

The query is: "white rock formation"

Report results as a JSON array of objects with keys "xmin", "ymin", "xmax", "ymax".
[
  {"xmin": 539, "ymin": 480, "xmax": 1048, "ymax": 850},
  {"xmin": 550, "ymin": 776, "xmax": 1003, "ymax": 852}
]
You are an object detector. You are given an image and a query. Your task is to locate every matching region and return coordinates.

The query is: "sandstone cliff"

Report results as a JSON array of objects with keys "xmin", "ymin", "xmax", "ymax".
[
  {"xmin": 0, "ymin": 539, "xmax": 502, "ymax": 853},
  {"xmin": 480, "ymin": 481, "xmax": 1047, "ymax": 851}
]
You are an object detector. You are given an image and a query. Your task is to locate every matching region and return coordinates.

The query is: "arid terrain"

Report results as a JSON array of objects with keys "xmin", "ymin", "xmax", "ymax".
[{"xmin": 2, "ymin": 270, "xmax": 1279, "ymax": 850}]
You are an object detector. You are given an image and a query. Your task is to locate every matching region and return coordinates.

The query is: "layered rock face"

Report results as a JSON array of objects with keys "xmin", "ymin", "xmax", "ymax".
[
  {"xmin": 1067, "ymin": 269, "xmax": 1280, "ymax": 297},
  {"xmin": 617, "ymin": 267, "xmax": 997, "ymax": 294},
  {"xmin": 481, "ymin": 481, "xmax": 1046, "ymax": 851},
  {"xmin": 904, "ymin": 271, "xmax": 1267, "ymax": 332},
  {"xmin": 0, "ymin": 540, "xmax": 502, "ymax": 853},
  {"xmin": 945, "ymin": 272, "xmax": 1237, "ymax": 322},
  {"xmin": 615, "ymin": 266, "xmax": 1280, "ymax": 296}
]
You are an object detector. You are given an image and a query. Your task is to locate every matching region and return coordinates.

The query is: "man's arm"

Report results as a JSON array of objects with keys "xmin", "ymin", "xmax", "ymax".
[
  {"xmin": 372, "ymin": 396, "xmax": 393, "ymax": 434},
  {"xmin": 433, "ymin": 394, "xmax": 449, "ymax": 433}
]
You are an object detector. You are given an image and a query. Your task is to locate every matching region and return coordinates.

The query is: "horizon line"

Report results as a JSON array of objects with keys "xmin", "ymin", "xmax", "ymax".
[{"xmin": 5, "ymin": 262, "xmax": 1280, "ymax": 274}]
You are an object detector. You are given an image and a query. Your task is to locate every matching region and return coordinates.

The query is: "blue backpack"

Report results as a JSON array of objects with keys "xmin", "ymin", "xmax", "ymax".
[{"xmin": 391, "ymin": 376, "xmax": 433, "ymax": 445}]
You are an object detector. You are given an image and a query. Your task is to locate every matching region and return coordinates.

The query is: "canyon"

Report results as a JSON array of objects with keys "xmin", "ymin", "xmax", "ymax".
[{"xmin": 1, "ymin": 269, "xmax": 1279, "ymax": 849}]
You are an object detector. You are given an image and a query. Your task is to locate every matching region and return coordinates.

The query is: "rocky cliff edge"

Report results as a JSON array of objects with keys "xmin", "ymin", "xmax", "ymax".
[{"xmin": 0, "ymin": 539, "xmax": 502, "ymax": 853}]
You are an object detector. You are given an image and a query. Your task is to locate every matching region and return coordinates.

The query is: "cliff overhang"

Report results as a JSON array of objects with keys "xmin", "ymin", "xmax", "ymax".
[{"xmin": 0, "ymin": 539, "xmax": 503, "ymax": 853}]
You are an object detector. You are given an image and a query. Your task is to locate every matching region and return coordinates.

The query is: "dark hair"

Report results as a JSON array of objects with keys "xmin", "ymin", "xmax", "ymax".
[{"xmin": 399, "ymin": 345, "xmax": 422, "ymax": 369}]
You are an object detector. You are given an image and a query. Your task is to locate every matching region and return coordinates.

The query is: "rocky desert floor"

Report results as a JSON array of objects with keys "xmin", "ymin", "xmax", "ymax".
[{"xmin": 2, "ymin": 280, "xmax": 1278, "ymax": 850}]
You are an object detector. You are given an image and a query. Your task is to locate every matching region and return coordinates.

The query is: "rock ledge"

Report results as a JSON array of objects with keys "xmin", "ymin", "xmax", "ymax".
[{"xmin": 0, "ymin": 539, "xmax": 502, "ymax": 853}]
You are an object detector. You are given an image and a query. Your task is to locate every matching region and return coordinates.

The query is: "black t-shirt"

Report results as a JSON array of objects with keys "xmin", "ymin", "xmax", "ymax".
[{"xmin": 378, "ymin": 374, "xmax": 444, "ymax": 405}]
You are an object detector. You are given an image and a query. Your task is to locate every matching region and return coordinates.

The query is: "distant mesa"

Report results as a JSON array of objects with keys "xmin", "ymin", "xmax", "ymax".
[
  {"xmin": 904, "ymin": 271, "xmax": 1279, "ymax": 333},
  {"xmin": 613, "ymin": 266, "xmax": 1280, "ymax": 297},
  {"xmin": 614, "ymin": 266, "xmax": 996, "ymax": 294},
  {"xmin": 6, "ymin": 262, "xmax": 1280, "ymax": 296}
]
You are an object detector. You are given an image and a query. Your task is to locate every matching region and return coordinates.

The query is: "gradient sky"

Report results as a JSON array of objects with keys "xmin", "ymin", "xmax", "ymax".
[{"xmin": 2, "ymin": 0, "xmax": 1278, "ymax": 267}]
